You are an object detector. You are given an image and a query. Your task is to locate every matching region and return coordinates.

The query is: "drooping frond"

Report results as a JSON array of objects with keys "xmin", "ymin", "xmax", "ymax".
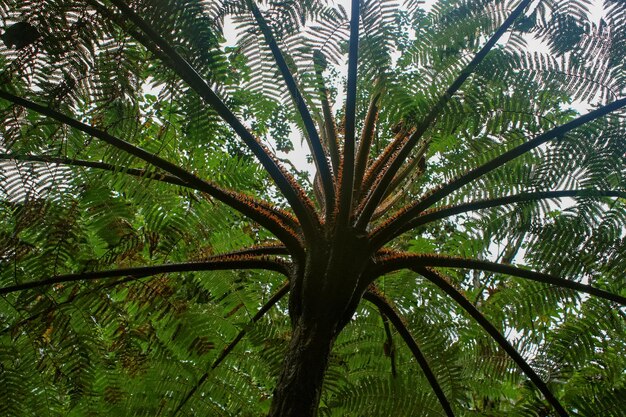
[
  {"xmin": 173, "ymin": 281, "xmax": 290, "ymax": 416},
  {"xmin": 364, "ymin": 287, "xmax": 455, "ymax": 417},
  {"xmin": 416, "ymin": 267, "xmax": 570, "ymax": 417},
  {"xmin": 0, "ymin": 90, "xmax": 303, "ymax": 250}
]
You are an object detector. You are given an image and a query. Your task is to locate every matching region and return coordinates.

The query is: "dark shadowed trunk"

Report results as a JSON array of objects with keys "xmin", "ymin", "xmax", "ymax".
[
  {"xmin": 267, "ymin": 315, "xmax": 340, "ymax": 416},
  {"xmin": 269, "ymin": 230, "xmax": 370, "ymax": 417}
]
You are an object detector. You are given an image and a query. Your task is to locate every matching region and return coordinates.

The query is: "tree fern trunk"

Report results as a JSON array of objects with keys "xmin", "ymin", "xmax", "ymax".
[
  {"xmin": 268, "ymin": 316, "xmax": 338, "ymax": 417},
  {"xmin": 269, "ymin": 234, "xmax": 369, "ymax": 416}
]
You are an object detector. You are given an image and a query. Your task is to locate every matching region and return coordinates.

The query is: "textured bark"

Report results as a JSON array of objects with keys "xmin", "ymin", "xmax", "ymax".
[
  {"xmin": 268, "ymin": 316, "xmax": 338, "ymax": 417},
  {"xmin": 268, "ymin": 230, "xmax": 370, "ymax": 417}
]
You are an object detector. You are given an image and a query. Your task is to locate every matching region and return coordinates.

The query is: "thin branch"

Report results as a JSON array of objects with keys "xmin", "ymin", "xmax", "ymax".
[
  {"xmin": 356, "ymin": 0, "xmax": 534, "ymax": 229},
  {"xmin": 373, "ymin": 98, "xmax": 626, "ymax": 249},
  {"xmin": 380, "ymin": 189, "xmax": 626, "ymax": 244},
  {"xmin": 371, "ymin": 153, "xmax": 427, "ymax": 221},
  {"xmin": 358, "ymin": 129, "xmax": 410, "ymax": 205},
  {"xmin": 336, "ymin": 0, "xmax": 361, "ymax": 228},
  {"xmin": 0, "ymin": 152, "xmax": 186, "ymax": 186},
  {"xmin": 385, "ymin": 154, "xmax": 425, "ymax": 200},
  {"xmin": 371, "ymin": 252, "xmax": 626, "ymax": 306},
  {"xmin": 0, "ymin": 276, "xmax": 139, "ymax": 336},
  {"xmin": 363, "ymin": 288, "xmax": 455, "ymax": 417},
  {"xmin": 314, "ymin": 50, "xmax": 341, "ymax": 179},
  {"xmin": 0, "ymin": 91, "xmax": 302, "ymax": 252},
  {"xmin": 105, "ymin": 0, "xmax": 320, "ymax": 238},
  {"xmin": 172, "ymin": 281, "xmax": 290, "ymax": 416},
  {"xmin": 415, "ymin": 267, "xmax": 570, "ymax": 417},
  {"xmin": 372, "ymin": 190, "xmax": 406, "ymax": 221},
  {"xmin": 248, "ymin": 0, "xmax": 335, "ymax": 210},
  {"xmin": 313, "ymin": 173, "xmax": 329, "ymax": 217},
  {"xmin": 379, "ymin": 307, "xmax": 397, "ymax": 378},
  {"xmin": 0, "ymin": 254, "xmax": 289, "ymax": 295},
  {"xmin": 353, "ymin": 92, "xmax": 380, "ymax": 201}
]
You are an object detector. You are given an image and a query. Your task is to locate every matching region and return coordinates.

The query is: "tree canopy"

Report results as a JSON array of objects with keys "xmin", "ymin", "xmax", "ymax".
[{"xmin": 0, "ymin": 0, "xmax": 625, "ymax": 416}]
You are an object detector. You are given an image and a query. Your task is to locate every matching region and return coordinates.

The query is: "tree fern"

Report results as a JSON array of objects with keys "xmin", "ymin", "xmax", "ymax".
[{"xmin": 1, "ymin": 0, "xmax": 625, "ymax": 416}]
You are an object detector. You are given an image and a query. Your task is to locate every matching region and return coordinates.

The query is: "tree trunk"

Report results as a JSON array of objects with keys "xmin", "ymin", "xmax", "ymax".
[
  {"xmin": 268, "ymin": 316, "xmax": 339, "ymax": 416},
  {"xmin": 268, "ymin": 231, "xmax": 370, "ymax": 417}
]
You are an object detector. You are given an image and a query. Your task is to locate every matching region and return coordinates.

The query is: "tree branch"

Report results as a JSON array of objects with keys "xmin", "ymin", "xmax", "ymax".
[
  {"xmin": 0, "ymin": 152, "xmax": 300, "ymax": 232},
  {"xmin": 371, "ymin": 252, "xmax": 626, "ymax": 306},
  {"xmin": 105, "ymin": 0, "xmax": 321, "ymax": 239},
  {"xmin": 172, "ymin": 281, "xmax": 290, "ymax": 416},
  {"xmin": 415, "ymin": 267, "xmax": 569, "ymax": 417},
  {"xmin": 375, "ymin": 189, "xmax": 626, "ymax": 246},
  {"xmin": 373, "ymin": 98, "xmax": 626, "ymax": 249},
  {"xmin": 353, "ymin": 92, "xmax": 380, "ymax": 202},
  {"xmin": 314, "ymin": 51, "xmax": 341, "ymax": 179},
  {"xmin": 0, "ymin": 152, "xmax": 186, "ymax": 186},
  {"xmin": 336, "ymin": 0, "xmax": 360, "ymax": 228},
  {"xmin": 0, "ymin": 254, "xmax": 290, "ymax": 295},
  {"xmin": 248, "ymin": 0, "xmax": 335, "ymax": 210},
  {"xmin": 355, "ymin": 0, "xmax": 535, "ymax": 229},
  {"xmin": 0, "ymin": 91, "xmax": 303, "ymax": 253},
  {"xmin": 363, "ymin": 288, "xmax": 455, "ymax": 417}
]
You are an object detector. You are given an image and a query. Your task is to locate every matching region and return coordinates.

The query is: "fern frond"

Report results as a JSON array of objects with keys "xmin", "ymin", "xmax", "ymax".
[
  {"xmin": 364, "ymin": 287, "xmax": 455, "ymax": 417},
  {"xmin": 373, "ymin": 98, "xmax": 626, "ymax": 249},
  {"xmin": 416, "ymin": 267, "xmax": 569, "ymax": 417}
]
